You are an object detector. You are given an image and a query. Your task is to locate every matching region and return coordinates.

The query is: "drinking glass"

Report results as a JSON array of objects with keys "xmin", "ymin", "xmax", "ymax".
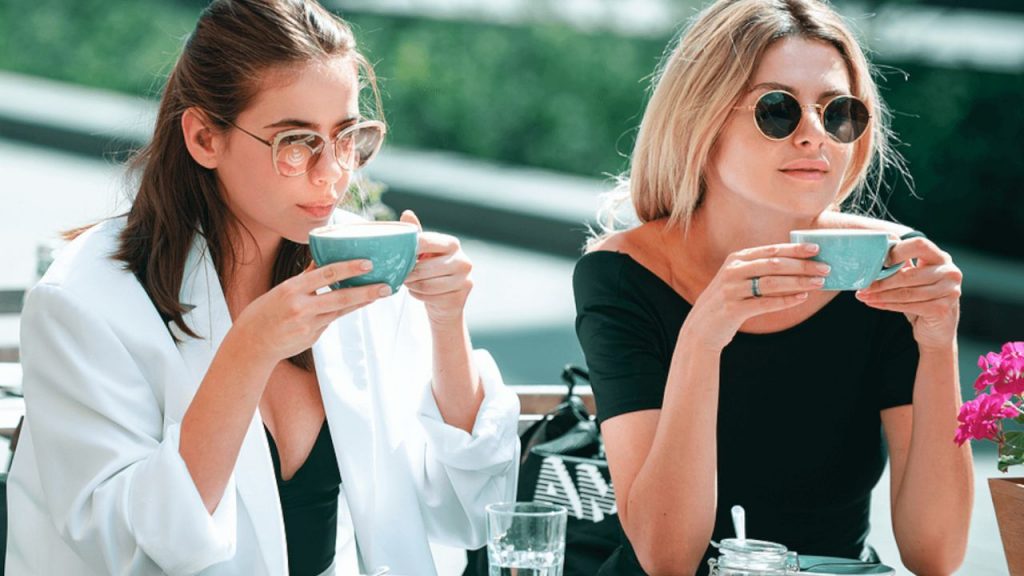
[{"xmin": 486, "ymin": 502, "xmax": 567, "ymax": 576}]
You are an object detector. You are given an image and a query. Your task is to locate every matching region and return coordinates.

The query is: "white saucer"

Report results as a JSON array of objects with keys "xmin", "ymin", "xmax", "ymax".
[{"xmin": 799, "ymin": 555, "xmax": 896, "ymax": 575}]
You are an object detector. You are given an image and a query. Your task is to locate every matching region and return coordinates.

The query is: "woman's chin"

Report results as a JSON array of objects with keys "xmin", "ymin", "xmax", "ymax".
[{"xmin": 282, "ymin": 228, "xmax": 313, "ymax": 246}]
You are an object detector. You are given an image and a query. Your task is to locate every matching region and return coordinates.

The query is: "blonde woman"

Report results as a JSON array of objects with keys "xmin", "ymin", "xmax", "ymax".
[{"xmin": 573, "ymin": 0, "xmax": 972, "ymax": 574}]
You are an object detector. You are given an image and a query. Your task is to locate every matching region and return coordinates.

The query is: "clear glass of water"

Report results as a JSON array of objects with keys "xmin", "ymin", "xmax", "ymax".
[{"xmin": 486, "ymin": 501, "xmax": 567, "ymax": 576}]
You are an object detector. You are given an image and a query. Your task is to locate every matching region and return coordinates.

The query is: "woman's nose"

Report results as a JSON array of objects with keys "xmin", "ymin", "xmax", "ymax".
[
  {"xmin": 308, "ymin": 143, "xmax": 346, "ymax": 186},
  {"xmin": 792, "ymin": 104, "xmax": 829, "ymax": 148}
]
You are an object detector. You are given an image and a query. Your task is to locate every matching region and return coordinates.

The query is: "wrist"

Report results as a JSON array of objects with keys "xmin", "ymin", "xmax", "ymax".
[
  {"xmin": 223, "ymin": 322, "xmax": 278, "ymax": 372},
  {"xmin": 428, "ymin": 311, "xmax": 466, "ymax": 332},
  {"xmin": 917, "ymin": 340, "xmax": 958, "ymax": 358},
  {"xmin": 677, "ymin": 323, "xmax": 726, "ymax": 355}
]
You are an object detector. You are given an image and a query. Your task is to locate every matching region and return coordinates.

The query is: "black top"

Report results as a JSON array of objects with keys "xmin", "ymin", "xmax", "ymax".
[
  {"xmin": 265, "ymin": 420, "xmax": 342, "ymax": 576},
  {"xmin": 573, "ymin": 251, "xmax": 918, "ymax": 576}
]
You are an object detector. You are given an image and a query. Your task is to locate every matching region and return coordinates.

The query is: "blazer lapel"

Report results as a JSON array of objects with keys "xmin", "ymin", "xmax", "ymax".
[
  {"xmin": 314, "ymin": 310, "xmax": 379, "ymax": 570},
  {"xmin": 318, "ymin": 295, "xmax": 442, "ymax": 575},
  {"xmin": 172, "ymin": 236, "xmax": 287, "ymax": 576}
]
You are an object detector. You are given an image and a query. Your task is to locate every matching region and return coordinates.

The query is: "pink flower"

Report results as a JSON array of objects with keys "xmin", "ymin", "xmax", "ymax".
[
  {"xmin": 993, "ymin": 342, "xmax": 1024, "ymax": 396},
  {"xmin": 1003, "ymin": 341, "xmax": 1024, "ymax": 357},
  {"xmin": 954, "ymin": 392, "xmax": 1017, "ymax": 446},
  {"xmin": 975, "ymin": 352, "xmax": 1004, "ymax": 392}
]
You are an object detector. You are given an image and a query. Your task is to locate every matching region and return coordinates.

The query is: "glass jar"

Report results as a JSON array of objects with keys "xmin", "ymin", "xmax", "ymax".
[{"xmin": 707, "ymin": 538, "xmax": 800, "ymax": 576}]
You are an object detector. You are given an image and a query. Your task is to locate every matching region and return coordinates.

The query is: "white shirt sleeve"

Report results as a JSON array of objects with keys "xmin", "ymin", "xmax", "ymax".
[
  {"xmin": 381, "ymin": 291, "xmax": 520, "ymax": 549},
  {"xmin": 19, "ymin": 284, "xmax": 237, "ymax": 575}
]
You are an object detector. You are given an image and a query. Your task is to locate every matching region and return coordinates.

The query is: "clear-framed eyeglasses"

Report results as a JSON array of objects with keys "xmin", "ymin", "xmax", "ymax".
[{"xmin": 219, "ymin": 117, "xmax": 387, "ymax": 177}]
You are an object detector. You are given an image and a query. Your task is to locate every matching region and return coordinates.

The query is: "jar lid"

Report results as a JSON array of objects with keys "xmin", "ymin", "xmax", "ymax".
[{"xmin": 719, "ymin": 538, "xmax": 790, "ymax": 554}]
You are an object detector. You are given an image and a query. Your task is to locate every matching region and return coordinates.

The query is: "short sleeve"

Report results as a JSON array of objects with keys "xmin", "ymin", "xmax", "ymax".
[
  {"xmin": 573, "ymin": 253, "xmax": 670, "ymax": 423},
  {"xmin": 872, "ymin": 309, "xmax": 919, "ymax": 410}
]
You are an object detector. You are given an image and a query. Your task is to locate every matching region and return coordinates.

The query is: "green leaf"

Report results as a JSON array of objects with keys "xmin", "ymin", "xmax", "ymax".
[
  {"xmin": 999, "ymin": 432, "xmax": 1024, "ymax": 473},
  {"xmin": 1005, "ymin": 431, "xmax": 1024, "ymax": 449},
  {"xmin": 998, "ymin": 453, "xmax": 1024, "ymax": 473}
]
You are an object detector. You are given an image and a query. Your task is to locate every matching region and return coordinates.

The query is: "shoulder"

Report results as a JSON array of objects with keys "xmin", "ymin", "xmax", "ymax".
[
  {"xmin": 575, "ymin": 223, "xmax": 678, "ymax": 312},
  {"xmin": 574, "ymin": 249, "xmax": 632, "ymax": 303},
  {"xmin": 586, "ymin": 221, "xmax": 651, "ymax": 255},
  {"xmin": 40, "ymin": 217, "xmax": 130, "ymax": 293},
  {"xmin": 577, "ymin": 223, "xmax": 657, "ymax": 281},
  {"xmin": 824, "ymin": 212, "xmax": 916, "ymax": 238},
  {"xmin": 28, "ymin": 216, "xmax": 152, "ymax": 322},
  {"xmin": 582, "ymin": 220, "xmax": 674, "ymax": 269}
]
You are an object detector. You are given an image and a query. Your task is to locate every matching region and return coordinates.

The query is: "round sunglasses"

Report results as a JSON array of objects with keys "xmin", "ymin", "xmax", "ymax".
[
  {"xmin": 736, "ymin": 90, "xmax": 871, "ymax": 144},
  {"xmin": 224, "ymin": 118, "xmax": 387, "ymax": 177}
]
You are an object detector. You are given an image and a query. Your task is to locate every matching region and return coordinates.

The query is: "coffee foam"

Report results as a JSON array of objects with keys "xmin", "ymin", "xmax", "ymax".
[{"xmin": 312, "ymin": 222, "xmax": 416, "ymax": 238}]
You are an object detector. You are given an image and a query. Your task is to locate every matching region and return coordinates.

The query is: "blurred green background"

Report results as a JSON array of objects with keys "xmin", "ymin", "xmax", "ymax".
[{"xmin": 1, "ymin": 0, "xmax": 1021, "ymax": 261}]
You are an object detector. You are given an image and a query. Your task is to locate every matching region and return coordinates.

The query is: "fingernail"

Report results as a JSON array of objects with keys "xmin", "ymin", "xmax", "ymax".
[
  {"xmin": 816, "ymin": 264, "xmax": 831, "ymax": 274},
  {"xmin": 806, "ymin": 243, "xmax": 820, "ymax": 253},
  {"xmin": 360, "ymin": 260, "xmax": 373, "ymax": 271},
  {"xmin": 797, "ymin": 292, "xmax": 809, "ymax": 300},
  {"xmin": 811, "ymin": 277, "xmax": 825, "ymax": 286},
  {"xmin": 378, "ymin": 285, "xmax": 392, "ymax": 297}
]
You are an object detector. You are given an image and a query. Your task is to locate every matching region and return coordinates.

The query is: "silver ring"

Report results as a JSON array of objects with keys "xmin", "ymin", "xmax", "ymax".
[{"xmin": 751, "ymin": 277, "xmax": 762, "ymax": 298}]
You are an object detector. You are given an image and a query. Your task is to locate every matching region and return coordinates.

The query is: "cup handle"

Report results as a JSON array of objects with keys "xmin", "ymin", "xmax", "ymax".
[{"xmin": 875, "ymin": 238, "xmax": 904, "ymax": 281}]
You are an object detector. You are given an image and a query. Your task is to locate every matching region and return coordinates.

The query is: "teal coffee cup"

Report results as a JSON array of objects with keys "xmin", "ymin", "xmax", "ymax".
[
  {"xmin": 789, "ymin": 229, "xmax": 903, "ymax": 291},
  {"xmin": 309, "ymin": 222, "xmax": 419, "ymax": 292}
]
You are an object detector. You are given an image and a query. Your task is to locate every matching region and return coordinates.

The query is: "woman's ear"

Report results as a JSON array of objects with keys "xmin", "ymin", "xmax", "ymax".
[{"xmin": 182, "ymin": 107, "xmax": 223, "ymax": 169}]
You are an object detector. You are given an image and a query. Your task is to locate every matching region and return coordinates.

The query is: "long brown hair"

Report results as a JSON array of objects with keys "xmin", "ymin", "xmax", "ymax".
[{"xmin": 115, "ymin": 0, "xmax": 382, "ymax": 370}]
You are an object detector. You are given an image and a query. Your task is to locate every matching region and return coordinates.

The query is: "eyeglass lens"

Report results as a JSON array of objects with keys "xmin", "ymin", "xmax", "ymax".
[
  {"xmin": 753, "ymin": 91, "xmax": 869, "ymax": 143},
  {"xmin": 275, "ymin": 124, "xmax": 383, "ymax": 176}
]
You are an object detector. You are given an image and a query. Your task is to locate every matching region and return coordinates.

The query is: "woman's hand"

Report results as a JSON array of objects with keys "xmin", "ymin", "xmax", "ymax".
[
  {"xmin": 400, "ymin": 210, "xmax": 474, "ymax": 326},
  {"xmin": 233, "ymin": 259, "xmax": 392, "ymax": 361},
  {"xmin": 855, "ymin": 236, "xmax": 962, "ymax": 351},
  {"xmin": 685, "ymin": 243, "xmax": 830, "ymax": 350}
]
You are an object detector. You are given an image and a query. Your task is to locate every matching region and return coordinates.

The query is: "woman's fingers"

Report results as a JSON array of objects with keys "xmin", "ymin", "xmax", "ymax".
[
  {"xmin": 730, "ymin": 253, "xmax": 831, "ymax": 279},
  {"xmin": 405, "ymin": 275, "xmax": 465, "ymax": 296},
  {"xmin": 857, "ymin": 296, "xmax": 959, "ymax": 318},
  {"xmin": 733, "ymin": 274, "xmax": 824, "ymax": 299},
  {"xmin": 400, "ymin": 209, "xmax": 424, "ymax": 231},
  {"xmin": 887, "ymin": 236, "xmax": 950, "ymax": 267},
  {"xmin": 299, "ymin": 259, "xmax": 374, "ymax": 292},
  {"xmin": 732, "ymin": 242, "xmax": 821, "ymax": 262},
  {"xmin": 858, "ymin": 277, "xmax": 960, "ymax": 305},
  {"xmin": 404, "ymin": 252, "xmax": 469, "ymax": 283},
  {"xmin": 315, "ymin": 282, "xmax": 391, "ymax": 314},
  {"xmin": 860, "ymin": 262, "xmax": 961, "ymax": 294},
  {"xmin": 319, "ymin": 301, "xmax": 374, "ymax": 324},
  {"xmin": 416, "ymin": 231, "xmax": 460, "ymax": 258},
  {"xmin": 741, "ymin": 291, "xmax": 811, "ymax": 312}
]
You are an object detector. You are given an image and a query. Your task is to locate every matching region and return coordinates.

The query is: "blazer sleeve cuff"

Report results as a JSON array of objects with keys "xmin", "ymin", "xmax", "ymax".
[
  {"xmin": 416, "ymin": 349, "xmax": 520, "ymax": 474},
  {"xmin": 129, "ymin": 422, "xmax": 237, "ymax": 574}
]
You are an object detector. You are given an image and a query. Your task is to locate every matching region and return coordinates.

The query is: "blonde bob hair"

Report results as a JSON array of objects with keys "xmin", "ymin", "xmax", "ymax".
[{"xmin": 596, "ymin": 0, "xmax": 905, "ymax": 239}]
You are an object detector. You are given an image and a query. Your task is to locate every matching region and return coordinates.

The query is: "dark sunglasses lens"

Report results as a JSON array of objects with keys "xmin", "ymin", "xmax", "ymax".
[
  {"xmin": 823, "ymin": 96, "xmax": 870, "ymax": 143},
  {"xmin": 754, "ymin": 91, "xmax": 802, "ymax": 139}
]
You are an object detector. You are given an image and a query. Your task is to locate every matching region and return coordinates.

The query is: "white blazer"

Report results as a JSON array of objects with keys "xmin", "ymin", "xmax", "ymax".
[{"xmin": 6, "ymin": 216, "xmax": 521, "ymax": 575}]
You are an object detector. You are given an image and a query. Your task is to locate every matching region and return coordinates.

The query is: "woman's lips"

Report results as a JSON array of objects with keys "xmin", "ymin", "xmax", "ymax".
[
  {"xmin": 779, "ymin": 169, "xmax": 827, "ymax": 181},
  {"xmin": 297, "ymin": 203, "xmax": 335, "ymax": 218}
]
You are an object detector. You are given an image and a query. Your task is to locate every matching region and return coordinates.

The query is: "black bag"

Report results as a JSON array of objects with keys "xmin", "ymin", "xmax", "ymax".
[{"xmin": 464, "ymin": 366, "xmax": 620, "ymax": 575}]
